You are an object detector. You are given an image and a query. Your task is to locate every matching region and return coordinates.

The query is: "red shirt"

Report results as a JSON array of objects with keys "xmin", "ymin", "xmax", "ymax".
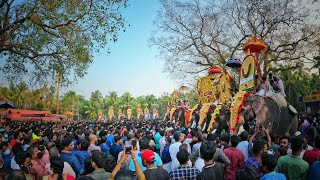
[
  {"xmin": 9, "ymin": 140, "xmax": 16, "ymax": 148},
  {"xmin": 303, "ymin": 148, "xmax": 320, "ymax": 166},
  {"xmin": 223, "ymin": 147, "xmax": 245, "ymax": 180}
]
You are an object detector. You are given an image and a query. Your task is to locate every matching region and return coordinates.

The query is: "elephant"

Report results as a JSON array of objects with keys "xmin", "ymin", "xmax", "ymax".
[
  {"xmin": 208, "ymin": 105, "xmax": 231, "ymax": 135},
  {"xmin": 234, "ymin": 95, "xmax": 298, "ymax": 136},
  {"xmin": 168, "ymin": 107, "xmax": 190, "ymax": 127}
]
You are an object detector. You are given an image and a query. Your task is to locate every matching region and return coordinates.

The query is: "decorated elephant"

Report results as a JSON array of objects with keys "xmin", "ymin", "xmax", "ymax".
[
  {"xmin": 206, "ymin": 104, "xmax": 231, "ymax": 135},
  {"xmin": 230, "ymin": 92, "xmax": 298, "ymax": 136},
  {"xmin": 168, "ymin": 107, "xmax": 191, "ymax": 127}
]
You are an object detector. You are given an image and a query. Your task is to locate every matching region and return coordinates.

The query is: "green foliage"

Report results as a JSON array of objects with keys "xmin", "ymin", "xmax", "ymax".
[{"xmin": 0, "ymin": 0, "xmax": 128, "ymax": 85}]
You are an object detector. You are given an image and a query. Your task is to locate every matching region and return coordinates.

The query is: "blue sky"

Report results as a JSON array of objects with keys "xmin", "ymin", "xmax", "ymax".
[{"xmin": 65, "ymin": 0, "xmax": 176, "ymax": 98}]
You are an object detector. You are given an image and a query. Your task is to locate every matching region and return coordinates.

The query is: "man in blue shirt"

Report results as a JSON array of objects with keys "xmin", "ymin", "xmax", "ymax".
[
  {"xmin": 60, "ymin": 138, "xmax": 83, "ymax": 175},
  {"xmin": 99, "ymin": 136, "xmax": 110, "ymax": 155},
  {"xmin": 107, "ymin": 128, "xmax": 115, "ymax": 147},
  {"xmin": 260, "ymin": 153, "xmax": 286, "ymax": 180},
  {"xmin": 110, "ymin": 136, "xmax": 123, "ymax": 160}
]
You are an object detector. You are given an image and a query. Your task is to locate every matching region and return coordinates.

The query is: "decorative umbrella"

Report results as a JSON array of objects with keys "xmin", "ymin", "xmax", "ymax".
[
  {"xmin": 179, "ymin": 86, "xmax": 189, "ymax": 91},
  {"xmin": 208, "ymin": 65, "xmax": 222, "ymax": 75},
  {"xmin": 226, "ymin": 58, "xmax": 242, "ymax": 68},
  {"xmin": 243, "ymin": 37, "xmax": 266, "ymax": 53}
]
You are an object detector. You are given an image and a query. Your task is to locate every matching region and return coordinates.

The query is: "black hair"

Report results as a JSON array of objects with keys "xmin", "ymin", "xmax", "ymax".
[
  {"xmin": 61, "ymin": 138, "xmax": 73, "ymax": 150},
  {"xmin": 5, "ymin": 170, "xmax": 26, "ymax": 180},
  {"xmin": 105, "ymin": 155, "xmax": 116, "ymax": 172},
  {"xmin": 177, "ymin": 150, "xmax": 189, "ymax": 165},
  {"xmin": 13, "ymin": 130, "xmax": 21, "ymax": 139},
  {"xmin": 277, "ymin": 146, "xmax": 287, "ymax": 157},
  {"xmin": 15, "ymin": 151, "xmax": 31, "ymax": 165},
  {"xmin": 200, "ymin": 140, "xmax": 216, "ymax": 161},
  {"xmin": 239, "ymin": 131, "xmax": 249, "ymax": 141},
  {"xmin": 236, "ymin": 165, "xmax": 260, "ymax": 180},
  {"xmin": 80, "ymin": 140, "xmax": 89, "ymax": 151},
  {"xmin": 252, "ymin": 139, "xmax": 266, "ymax": 155},
  {"xmin": 84, "ymin": 156, "xmax": 95, "ymax": 175},
  {"xmin": 207, "ymin": 133, "xmax": 217, "ymax": 142},
  {"xmin": 230, "ymin": 135, "xmax": 241, "ymax": 147},
  {"xmin": 23, "ymin": 134, "xmax": 32, "ymax": 145},
  {"xmin": 221, "ymin": 133, "xmax": 231, "ymax": 143},
  {"xmin": 123, "ymin": 131, "xmax": 129, "ymax": 137},
  {"xmin": 139, "ymin": 137, "xmax": 149, "ymax": 150},
  {"xmin": 114, "ymin": 136, "xmax": 122, "ymax": 143},
  {"xmin": 48, "ymin": 147, "xmax": 60, "ymax": 158},
  {"xmin": 291, "ymin": 135, "xmax": 304, "ymax": 152},
  {"xmin": 159, "ymin": 130, "xmax": 165, "ymax": 137},
  {"xmin": 114, "ymin": 169, "xmax": 134, "ymax": 180},
  {"xmin": 100, "ymin": 136, "xmax": 107, "ymax": 143},
  {"xmin": 261, "ymin": 153, "xmax": 277, "ymax": 172},
  {"xmin": 12, "ymin": 143, "xmax": 23, "ymax": 155},
  {"xmin": 173, "ymin": 132, "xmax": 182, "ymax": 142},
  {"xmin": 50, "ymin": 156, "xmax": 64, "ymax": 180},
  {"xmin": 91, "ymin": 151, "xmax": 107, "ymax": 168}
]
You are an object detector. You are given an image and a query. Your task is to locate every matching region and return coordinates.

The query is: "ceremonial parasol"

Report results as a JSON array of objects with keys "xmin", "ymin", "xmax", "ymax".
[
  {"xmin": 226, "ymin": 58, "xmax": 242, "ymax": 68},
  {"xmin": 243, "ymin": 37, "xmax": 266, "ymax": 53},
  {"xmin": 208, "ymin": 65, "xmax": 222, "ymax": 75}
]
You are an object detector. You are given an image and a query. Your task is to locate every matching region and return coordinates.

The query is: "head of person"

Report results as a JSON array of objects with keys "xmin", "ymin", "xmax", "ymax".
[
  {"xmin": 252, "ymin": 139, "xmax": 268, "ymax": 156},
  {"xmin": 276, "ymin": 146, "xmax": 287, "ymax": 159},
  {"xmin": 61, "ymin": 138, "xmax": 74, "ymax": 151},
  {"xmin": 259, "ymin": 153, "xmax": 277, "ymax": 174},
  {"xmin": 5, "ymin": 170, "xmax": 26, "ymax": 180},
  {"xmin": 230, "ymin": 135, "xmax": 241, "ymax": 147},
  {"xmin": 80, "ymin": 140, "xmax": 89, "ymax": 151},
  {"xmin": 27, "ymin": 146, "xmax": 40, "ymax": 160},
  {"xmin": 84, "ymin": 156, "xmax": 95, "ymax": 175},
  {"xmin": 15, "ymin": 151, "xmax": 32, "ymax": 173},
  {"xmin": 1, "ymin": 142, "xmax": 11, "ymax": 156},
  {"xmin": 91, "ymin": 150, "xmax": 107, "ymax": 169},
  {"xmin": 165, "ymin": 136, "xmax": 171, "ymax": 146},
  {"xmin": 105, "ymin": 155, "xmax": 116, "ymax": 172},
  {"xmin": 48, "ymin": 147, "xmax": 60, "ymax": 158},
  {"xmin": 139, "ymin": 137, "xmax": 149, "ymax": 150},
  {"xmin": 173, "ymin": 132, "xmax": 183, "ymax": 142},
  {"xmin": 89, "ymin": 134, "xmax": 98, "ymax": 145},
  {"xmin": 220, "ymin": 133, "xmax": 231, "ymax": 146},
  {"xmin": 141, "ymin": 149, "xmax": 155, "ymax": 167},
  {"xmin": 179, "ymin": 144, "xmax": 188, "ymax": 151},
  {"xmin": 290, "ymin": 135, "xmax": 304, "ymax": 154},
  {"xmin": 269, "ymin": 132, "xmax": 279, "ymax": 144},
  {"xmin": 50, "ymin": 156, "xmax": 64, "ymax": 177},
  {"xmin": 279, "ymin": 136, "xmax": 290, "ymax": 149},
  {"xmin": 114, "ymin": 136, "xmax": 122, "ymax": 145},
  {"xmin": 114, "ymin": 169, "xmax": 134, "ymax": 180},
  {"xmin": 177, "ymin": 149, "xmax": 189, "ymax": 165},
  {"xmin": 239, "ymin": 131, "xmax": 249, "ymax": 142},
  {"xmin": 236, "ymin": 165, "xmax": 260, "ymax": 180},
  {"xmin": 12, "ymin": 143, "xmax": 23, "ymax": 156},
  {"xmin": 200, "ymin": 140, "xmax": 216, "ymax": 161}
]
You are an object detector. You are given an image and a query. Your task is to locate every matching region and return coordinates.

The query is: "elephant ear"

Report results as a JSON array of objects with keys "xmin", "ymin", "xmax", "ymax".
[{"xmin": 252, "ymin": 96, "xmax": 265, "ymax": 115}]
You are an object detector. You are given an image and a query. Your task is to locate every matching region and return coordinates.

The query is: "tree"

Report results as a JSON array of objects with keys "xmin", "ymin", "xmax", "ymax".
[
  {"xmin": 150, "ymin": 0, "xmax": 320, "ymax": 81},
  {"xmin": 0, "ymin": 0, "xmax": 128, "ymax": 84}
]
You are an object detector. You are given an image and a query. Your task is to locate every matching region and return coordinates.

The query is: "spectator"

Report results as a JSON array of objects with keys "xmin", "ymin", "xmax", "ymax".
[
  {"xmin": 60, "ymin": 138, "xmax": 83, "ymax": 175},
  {"xmin": 308, "ymin": 161, "xmax": 320, "ymax": 180},
  {"xmin": 275, "ymin": 135, "xmax": 309, "ymax": 180},
  {"xmin": 141, "ymin": 149, "xmax": 169, "ymax": 180},
  {"xmin": 88, "ymin": 134, "xmax": 101, "ymax": 152},
  {"xmin": 129, "ymin": 137, "xmax": 162, "ymax": 172},
  {"xmin": 161, "ymin": 136, "xmax": 172, "ymax": 173},
  {"xmin": 259, "ymin": 153, "xmax": 286, "ymax": 180},
  {"xmin": 196, "ymin": 140, "xmax": 224, "ymax": 180},
  {"xmin": 237, "ymin": 131, "xmax": 249, "ymax": 161},
  {"xmin": 45, "ymin": 147, "xmax": 75, "ymax": 178},
  {"xmin": 14, "ymin": 151, "xmax": 36, "ymax": 180},
  {"xmin": 169, "ymin": 149, "xmax": 199, "ymax": 180},
  {"xmin": 27, "ymin": 145, "xmax": 47, "ymax": 179},
  {"xmin": 83, "ymin": 156, "xmax": 94, "ymax": 176},
  {"xmin": 23, "ymin": 134, "xmax": 32, "ymax": 151},
  {"xmin": 275, "ymin": 146, "xmax": 287, "ymax": 160},
  {"xmin": 279, "ymin": 136, "xmax": 291, "ymax": 155},
  {"xmin": 5, "ymin": 170, "xmax": 26, "ymax": 180},
  {"xmin": 235, "ymin": 165, "xmax": 260, "ymax": 180},
  {"xmin": 43, "ymin": 156, "xmax": 75, "ymax": 180},
  {"xmin": 99, "ymin": 136, "xmax": 110, "ymax": 155},
  {"xmin": 169, "ymin": 132, "xmax": 184, "ymax": 171},
  {"xmin": 110, "ymin": 136, "xmax": 123, "ymax": 160},
  {"xmin": 223, "ymin": 135, "xmax": 244, "ymax": 180},
  {"xmin": 269, "ymin": 132, "xmax": 280, "ymax": 155},
  {"xmin": 90, "ymin": 151, "xmax": 111, "ymax": 180},
  {"xmin": 1, "ymin": 141, "xmax": 13, "ymax": 168},
  {"xmin": 303, "ymin": 135, "xmax": 320, "ymax": 166},
  {"xmin": 154, "ymin": 128, "xmax": 162, "ymax": 155},
  {"xmin": 245, "ymin": 139, "xmax": 267, "ymax": 171},
  {"xmin": 220, "ymin": 133, "xmax": 230, "ymax": 150},
  {"xmin": 117, "ymin": 140, "xmax": 138, "ymax": 170},
  {"xmin": 159, "ymin": 130, "xmax": 166, "ymax": 157},
  {"xmin": 11, "ymin": 143, "xmax": 23, "ymax": 170}
]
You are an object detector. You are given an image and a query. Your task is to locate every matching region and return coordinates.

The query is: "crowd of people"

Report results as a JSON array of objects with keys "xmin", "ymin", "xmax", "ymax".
[{"xmin": 0, "ymin": 116, "xmax": 320, "ymax": 180}]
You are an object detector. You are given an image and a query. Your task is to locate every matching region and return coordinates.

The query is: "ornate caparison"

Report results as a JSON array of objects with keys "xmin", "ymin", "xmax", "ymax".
[
  {"xmin": 230, "ymin": 91, "xmax": 249, "ymax": 131},
  {"xmin": 207, "ymin": 104, "xmax": 223, "ymax": 133}
]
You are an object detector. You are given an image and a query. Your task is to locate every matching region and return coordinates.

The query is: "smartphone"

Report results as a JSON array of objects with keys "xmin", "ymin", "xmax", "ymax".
[{"xmin": 125, "ymin": 141, "xmax": 132, "ymax": 154}]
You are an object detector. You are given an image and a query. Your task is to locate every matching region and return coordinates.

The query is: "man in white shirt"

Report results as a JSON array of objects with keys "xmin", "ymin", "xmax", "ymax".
[{"xmin": 169, "ymin": 132, "xmax": 185, "ymax": 171}]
